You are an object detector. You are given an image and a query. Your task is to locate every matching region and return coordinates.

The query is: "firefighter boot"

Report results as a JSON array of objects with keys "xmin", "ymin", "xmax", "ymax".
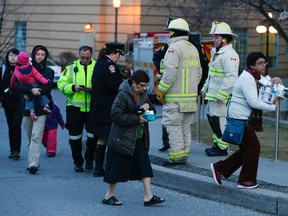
[
  {"xmin": 206, "ymin": 144, "xmax": 227, "ymax": 157},
  {"xmin": 93, "ymin": 144, "xmax": 107, "ymax": 177}
]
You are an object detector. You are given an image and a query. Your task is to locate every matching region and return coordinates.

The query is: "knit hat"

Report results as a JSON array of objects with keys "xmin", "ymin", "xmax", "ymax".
[{"xmin": 17, "ymin": 51, "xmax": 30, "ymax": 65}]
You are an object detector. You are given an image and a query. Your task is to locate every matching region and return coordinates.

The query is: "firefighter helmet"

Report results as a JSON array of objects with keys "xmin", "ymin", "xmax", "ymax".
[
  {"xmin": 209, "ymin": 21, "xmax": 238, "ymax": 38},
  {"xmin": 165, "ymin": 18, "xmax": 190, "ymax": 33}
]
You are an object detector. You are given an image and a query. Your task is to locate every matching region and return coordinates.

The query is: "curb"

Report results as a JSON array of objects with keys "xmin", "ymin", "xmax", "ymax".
[{"xmin": 151, "ymin": 164, "xmax": 288, "ymax": 215}]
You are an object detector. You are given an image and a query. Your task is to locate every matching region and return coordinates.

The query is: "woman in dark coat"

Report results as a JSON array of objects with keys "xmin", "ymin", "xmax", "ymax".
[
  {"xmin": 102, "ymin": 70, "xmax": 165, "ymax": 206},
  {"xmin": 89, "ymin": 42, "xmax": 124, "ymax": 176},
  {"xmin": 0, "ymin": 48, "xmax": 22, "ymax": 159}
]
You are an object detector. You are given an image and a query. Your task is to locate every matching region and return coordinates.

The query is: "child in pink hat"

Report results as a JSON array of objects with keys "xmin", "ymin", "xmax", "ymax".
[{"xmin": 10, "ymin": 51, "xmax": 52, "ymax": 120}]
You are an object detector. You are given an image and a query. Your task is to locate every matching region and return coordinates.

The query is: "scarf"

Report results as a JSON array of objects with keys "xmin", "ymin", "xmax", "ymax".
[{"xmin": 247, "ymin": 69, "xmax": 263, "ymax": 132}]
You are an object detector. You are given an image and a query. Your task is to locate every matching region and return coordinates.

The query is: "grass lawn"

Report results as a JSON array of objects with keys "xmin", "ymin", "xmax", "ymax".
[{"xmin": 191, "ymin": 120, "xmax": 288, "ymax": 161}]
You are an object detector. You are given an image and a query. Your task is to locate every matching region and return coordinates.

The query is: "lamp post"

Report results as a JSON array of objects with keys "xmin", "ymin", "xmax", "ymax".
[
  {"xmin": 113, "ymin": 0, "xmax": 121, "ymax": 42},
  {"xmin": 256, "ymin": 13, "xmax": 278, "ymax": 75}
]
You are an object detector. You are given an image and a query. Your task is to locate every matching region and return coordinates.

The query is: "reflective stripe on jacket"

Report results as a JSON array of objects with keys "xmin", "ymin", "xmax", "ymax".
[
  {"xmin": 158, "ymin": 36, "xmax": 202, "ymax": 104},
  {"xmin": 201, "ymin": 44, "xmax": 239, "ymax": 103}
]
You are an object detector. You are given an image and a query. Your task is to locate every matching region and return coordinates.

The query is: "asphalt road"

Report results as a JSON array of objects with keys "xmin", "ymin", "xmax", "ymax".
[{"xmin": 0, "ymin": 89, "xmax": 270, "ymax": 216}]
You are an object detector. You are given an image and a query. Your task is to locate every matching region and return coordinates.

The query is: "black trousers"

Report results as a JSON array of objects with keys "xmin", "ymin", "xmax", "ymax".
[
  {"xmin": 4, "ymin": 107, "xmax": 23, "ymax": 153},
  {"xmin": 66, "ymin": 106, "xmax": 95, "ymax": 166}
]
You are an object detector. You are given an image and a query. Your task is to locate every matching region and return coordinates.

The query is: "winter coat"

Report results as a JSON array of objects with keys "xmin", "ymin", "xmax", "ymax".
[
  {"xmin": 10, "ymin": 64, "xmax": 49, "ymax": 88},
  {"xmin": 44, "ymin": 103, "xmax": 65, "ymax": 130},
  {"xmin": 201, "ymin": 44, "xmax": 239, "ymax": 103},
  {"xmin": 0, "ymin": 65, "xmax": 22, "ymax": 108},
  {"xmin": 107, "ymin": 79, "xmax": 155, "ymax": 156},
  {"xmin": 89, "ymin": 55, "xmax": 124, "ymax": 124}
]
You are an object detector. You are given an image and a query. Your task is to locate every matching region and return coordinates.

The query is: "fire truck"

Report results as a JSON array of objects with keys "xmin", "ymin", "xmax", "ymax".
[{"xmin": 125, "ymin": 32, "xmax": 213, "ymax": 101}]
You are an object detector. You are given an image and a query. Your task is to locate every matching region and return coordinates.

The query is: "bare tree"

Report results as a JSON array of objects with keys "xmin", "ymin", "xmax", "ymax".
[
  {"xmin": 146, "ymin": 0, "xmax": 288, "ymax": 44},
  {"xmin": 0, "ymin": 0, "xmax": 30, "ymax": 60}
]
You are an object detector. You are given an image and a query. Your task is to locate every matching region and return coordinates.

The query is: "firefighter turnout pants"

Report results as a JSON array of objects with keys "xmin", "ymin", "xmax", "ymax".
[
  {"xmin": 206, "ymin": 101, "xmax": 228, "ymax": 150},
  {"xmin": 162, "ymin": 102, "xmax": 196, "ymax": 164}
]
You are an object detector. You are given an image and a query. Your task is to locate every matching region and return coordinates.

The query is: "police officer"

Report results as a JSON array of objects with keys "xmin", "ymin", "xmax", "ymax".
[
  {"xmin": 57, "ymin": 45, "xmax": 97, "ymax": 172},
  {"xmin": 201, "ymin": 22, "xmax": 240, "ymax": 157},
  {"xmin": 157, "ymin": 18, "xmax": 202, "ymax": 166},
  {"xmin": 88, "ymin": 42, "xmax": 125, "ymax": 177}
]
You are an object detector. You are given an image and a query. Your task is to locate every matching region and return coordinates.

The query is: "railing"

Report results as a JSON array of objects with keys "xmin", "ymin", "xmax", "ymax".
[{"xmin": 196, "ymin": 89, "xmax": 288, "ymax": 162}]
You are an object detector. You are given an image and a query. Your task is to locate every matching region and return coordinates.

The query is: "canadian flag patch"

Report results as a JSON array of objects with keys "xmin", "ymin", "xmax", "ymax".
[
  {"xmin": 231, "ymin": 58, "xmax": 237, "ymax": 61},
  {"xmin": 168, "ymin": 50, "xmax": 174, "ymax": 53}
]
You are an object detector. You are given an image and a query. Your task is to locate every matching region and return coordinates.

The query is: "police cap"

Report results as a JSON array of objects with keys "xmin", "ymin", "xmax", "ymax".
[{"xmin": 105, "ymin": 42, "xmax": 125, "ymax": 55}]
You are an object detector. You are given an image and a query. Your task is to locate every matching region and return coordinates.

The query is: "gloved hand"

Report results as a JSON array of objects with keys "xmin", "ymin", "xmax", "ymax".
[
  {"xmin": 61, "ymin": 124, "xmax": 65, "ymax": 130},
  {"xmin": 156, "ymin": 88, "xmax": 165, "ymax": 105}
]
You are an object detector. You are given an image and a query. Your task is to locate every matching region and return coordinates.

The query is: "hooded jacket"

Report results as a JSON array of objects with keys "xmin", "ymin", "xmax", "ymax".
[
  {"xmin": 107, "ymin": 79, "xmax": 156, "ymax": 156},
  {"xmin": 15, "ymin": 45, "xmax": 54, "ymax": 116}
]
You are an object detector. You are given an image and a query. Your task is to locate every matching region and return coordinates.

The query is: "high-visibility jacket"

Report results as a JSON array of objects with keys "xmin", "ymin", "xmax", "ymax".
[
  {"xmin": 57, "ymin": 59, "xmax": 96, "ymax": 112},
  {"xmin": 158, "ymin": 36, "xmax": 202, "ymax": 109},
  {"xmin": 201, "ymin": 44, "xmax": 239, "ymax": 103}
]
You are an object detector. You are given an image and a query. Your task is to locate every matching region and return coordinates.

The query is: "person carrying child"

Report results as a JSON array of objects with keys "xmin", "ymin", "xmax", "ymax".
[
  {"xmin": 10, "ymin": 51, "xmax": 52, "ymax": 120},
  {"xmin": 42, "ymin": 101, "xmax": 65, "ymax": 157}
]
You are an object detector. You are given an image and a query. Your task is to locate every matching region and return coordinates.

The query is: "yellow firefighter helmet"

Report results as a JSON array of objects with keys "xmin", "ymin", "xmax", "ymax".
[
  {"xmin": 209, "ymin": 21, "xmax": 238, "ymax": 38},
  {"xmin": 165, "ymin": 18, "xmax": 190, "ymax": 33}
]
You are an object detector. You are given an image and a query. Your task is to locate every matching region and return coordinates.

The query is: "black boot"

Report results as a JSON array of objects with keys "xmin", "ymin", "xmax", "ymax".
[
  {"xmin": 93, "ymin": 145, "xmax": 107, "ymax": 177},
  {"xmin": 206, "ymin": 145, "xmax": 227, "ymax": 157}
]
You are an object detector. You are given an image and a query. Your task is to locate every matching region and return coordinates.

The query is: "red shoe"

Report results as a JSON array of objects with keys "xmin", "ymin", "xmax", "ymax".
[
  {"xmin": 210, "ymin": 163, "xmax": 222, "ymax": 185},
  {"xmin": 30, "ymin": 111, "xmax": 38, "ymax": 121}
]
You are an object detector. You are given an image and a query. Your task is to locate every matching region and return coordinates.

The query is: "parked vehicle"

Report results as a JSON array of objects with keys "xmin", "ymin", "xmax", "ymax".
[{"xmin": 46, "ymin": 58, "xmax": 62, "ymax": 84}]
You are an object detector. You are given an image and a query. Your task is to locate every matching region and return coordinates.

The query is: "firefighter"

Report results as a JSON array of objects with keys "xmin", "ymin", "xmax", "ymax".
[
  {"xmin": 57, "ymin": 45, "xmax": 97, "ymax": 172},
  {"xmin": 157, "ymin": 18, "xmax": 202, "ymax": 166},
  {"xmin": 201, "ymin": 22, "xmax": 240, "ymax": 156}
]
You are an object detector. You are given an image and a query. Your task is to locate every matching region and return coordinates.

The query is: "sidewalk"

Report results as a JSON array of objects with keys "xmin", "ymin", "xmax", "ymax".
[{"xmin": 148, "ymin": 117, "xmax": 288, "ymax": 216}]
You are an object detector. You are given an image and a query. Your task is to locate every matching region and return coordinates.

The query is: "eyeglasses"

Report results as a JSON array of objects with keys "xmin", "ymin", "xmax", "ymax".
[
  {"xmin": 256, "ymin": 61, "xmax": 268, "ymax": 66},
  {"xmin": 80, "ymin": 56, "xmax": 91, "ymax": 60}
]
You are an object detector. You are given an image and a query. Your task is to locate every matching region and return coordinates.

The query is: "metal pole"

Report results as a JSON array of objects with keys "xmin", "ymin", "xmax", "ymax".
[
  {"xmin": 274, "ymin": 101, "xmax": 280, "ymax": 162},
  {"xmin": 265, "ymin": 29, "xmax": 269, "ymax": 75},
  {"xmin": 196, "ymin": 95, "xmax": 201, "ymax": 143},
  {"xmin": 114, "ymin": 7, "xmax": 118, "ymax": 42}
]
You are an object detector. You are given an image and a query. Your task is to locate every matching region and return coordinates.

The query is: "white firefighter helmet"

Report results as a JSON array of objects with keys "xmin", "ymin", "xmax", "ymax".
[
  {"xmin": 209, "ymin": 21, "xmax": 238, "ymax": 38},
  {"xmin": 165, "ymin": 18, "xmax": 190, "ymax": 33}
]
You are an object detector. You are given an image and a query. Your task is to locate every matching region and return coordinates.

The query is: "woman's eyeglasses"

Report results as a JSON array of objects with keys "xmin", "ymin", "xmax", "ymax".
[{"xmin": 256, "ymin": 61, "xmax": 268, "ymax": 66}]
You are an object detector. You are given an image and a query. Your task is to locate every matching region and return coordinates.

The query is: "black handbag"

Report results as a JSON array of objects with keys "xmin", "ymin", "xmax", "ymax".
[{"xmin": 222, "ymin": 97, "xmax": 248, "ymax": 145}]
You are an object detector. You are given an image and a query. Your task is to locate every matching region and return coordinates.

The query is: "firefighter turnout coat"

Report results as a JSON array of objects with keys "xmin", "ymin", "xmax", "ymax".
[
  {"xmin": 158, "ymin": 35, "xmax": 202, "ymax": 163},
  {"xmin": 202, "ymin": 44, "xmax": 239, "ymax": 106}
]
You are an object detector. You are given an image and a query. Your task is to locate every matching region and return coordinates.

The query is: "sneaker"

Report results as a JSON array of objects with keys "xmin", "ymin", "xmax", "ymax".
[
  {"xmin": 43, "ymin": 105, "xmax": 52, "ymax": 114},
  {"xmin": 13, "ymin": 151, "xmax": 20, "ymax": 160},
  {"xmin": 210, "ymin": 163, "xmax": 222, "ymax": 185},
  {"xmin": 237, "ymin": 181, "xmax": 259, "ymax": 189},
  {"xmin": 30, "ymin": 111, "xmax": 38, "ymax": 121},
  {"xmin": 47, "ymin": 152, "xmax": 55, "ymax": 157},
  {"xmin": 28, "ymin": 166, "xmax": 38, "ymax": 174}
]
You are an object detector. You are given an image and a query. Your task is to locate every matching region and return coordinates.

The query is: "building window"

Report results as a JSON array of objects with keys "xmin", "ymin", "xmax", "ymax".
[
  {"xmin": 233, "ymin": 29, "xmax": 247, "ymax": 73},
  {"xmin": 15, "ymin": 21, "xmax": 27, "ymax": 51},
  {"xmin": 258, "ymin": 33, "xmax": 278, "ymax": 70}
]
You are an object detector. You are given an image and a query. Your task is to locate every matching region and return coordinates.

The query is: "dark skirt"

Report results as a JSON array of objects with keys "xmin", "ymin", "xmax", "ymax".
[
  {"xmin": 104, "ymin": 138, "xmax": 153, "ymax": 184},
  {"xmin": 93, "ymin": 123, "xmax": 111, "ymax": 137}
]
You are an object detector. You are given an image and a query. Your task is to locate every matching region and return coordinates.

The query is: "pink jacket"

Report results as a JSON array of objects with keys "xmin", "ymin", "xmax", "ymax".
[{"xmin": 10, "ymin": 63, "xmax": 48, "ymax": 88}]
